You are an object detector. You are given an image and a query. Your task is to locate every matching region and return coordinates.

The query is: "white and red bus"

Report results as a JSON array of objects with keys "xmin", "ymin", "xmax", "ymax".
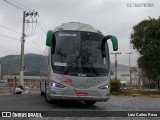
[{"xmin": 40, "ymin": 22, "xmax": 118, "ymax": 105}]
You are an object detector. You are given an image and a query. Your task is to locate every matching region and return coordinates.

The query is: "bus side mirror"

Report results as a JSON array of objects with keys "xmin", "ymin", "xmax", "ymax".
[
  {"xmin": 105, "ymin": 35, "xmax": 118, "ymax": 51},
  {"xmin": 46, "ymin": 30, "xmax": 53, "ymax": 46}
]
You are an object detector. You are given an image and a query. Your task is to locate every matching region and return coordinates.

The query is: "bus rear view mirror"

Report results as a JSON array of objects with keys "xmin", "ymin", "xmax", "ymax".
[
  {"xmin": 46, "ymin": 30, "xmax": 53, "ymax": 46},
  {"xmin": 105, "ymin": 35, "xmax": 118, "ymax": 51}
]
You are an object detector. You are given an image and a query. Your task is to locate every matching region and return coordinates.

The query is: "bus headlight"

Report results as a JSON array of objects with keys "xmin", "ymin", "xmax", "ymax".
[
  {"xmin": 51, "ymin": 81, "xmax": 65, "ymax": 88},
  {"xmin": 98, "ymin": 84, "xmax": 110, "ymax": 90}
]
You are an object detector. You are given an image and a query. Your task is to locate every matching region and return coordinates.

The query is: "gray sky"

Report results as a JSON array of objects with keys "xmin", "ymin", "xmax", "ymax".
[{"xmin": 0, "ymin": 0, "xmax": 159, "ymax": 66}]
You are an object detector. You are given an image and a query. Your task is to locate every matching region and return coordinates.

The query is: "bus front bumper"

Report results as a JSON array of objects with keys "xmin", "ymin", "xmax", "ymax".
[{"xmin": 47, "ymin": 89, "xmax": 110, "ymax": 102}]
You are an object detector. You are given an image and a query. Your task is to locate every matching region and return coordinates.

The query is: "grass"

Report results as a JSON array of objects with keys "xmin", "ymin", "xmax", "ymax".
[{"xmin": 111, "ymin": 89, "xmax": 160, "ymax": 98}]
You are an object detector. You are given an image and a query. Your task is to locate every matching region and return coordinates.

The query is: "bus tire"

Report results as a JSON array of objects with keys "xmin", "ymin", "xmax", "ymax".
[
  {"xmin": 45, "ymin": 94, "xmax": 54, "ymax": 103},
  {"xmin": 41, "ymin": 90, "xmax": 45, "ymax": 96},
  {"xmin": 84, "ymin": 101, "xmax": 96, "ymax": 105}
]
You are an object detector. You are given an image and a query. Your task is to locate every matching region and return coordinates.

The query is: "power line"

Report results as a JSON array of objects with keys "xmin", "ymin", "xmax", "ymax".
[
  {"xmin": 37, "ymin": 22, "xmax": 47, "ymax": 35},
  {"xmin": 11, "ymin": 0, "xmax": 33, "ymax": 11},
  {"xmin": 0, "ymin": 33, "xmax": 44, "ymax": 53},
  {"xmin": 26, "ymin": 22, "xmax": 37, "ymax": 37},
  {"xmin": 0, "ymin": 24, "xmax": 43, "ymax": 55},
  {"xmin": 0, "ymin": 33, "xmax": 20, "ymax": 41},
  {"xmin": 26, "ymin": 39, "xmax": 44, "ymax": 53},
  {"xmin": 28, "ymin": 38, "xmax": 44, "ymax": 49},
  {"xmin": 2, "ymin": 0, "xmax": 47, "ymax": 54},
  {"xmin": 39, "ymin": 16, "xmax": 48, "ymax": 30},
  {"xmin": 3, "ymin": 0, "xmax": 48, "ymax": 30},
  {"xmin": 0, "ymin": 33, "xmax": 44, "ymax": 54},
  {"xmin": 6, "ymin": 0, "xmax": 48, "ymax": 31},
  {"xmin": 4, "ymin": 0, "xmax": 46, "ymax": 36},
  {"xmin": 27, "ymin": 37, "xmax": 44, "ymax": 50},
  {"xmin": 0, "ymin": 24, "xmax": 21, "ymax": 35},
  {"xmin": 25, "ymin": 22, "xmax": 30, "ymax": 36},
  {"xmin": 16, "ymin": 1, "xmax": 48, "ymax": 31},
  {"xmin": 3, "ymin": 0, "xmax": 25, "ymax": 11}
]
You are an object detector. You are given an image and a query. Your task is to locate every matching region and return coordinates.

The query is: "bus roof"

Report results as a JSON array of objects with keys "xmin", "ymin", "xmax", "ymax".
[{"xmin": 52, "ymin": 22, "xmax": 102, "ymax": 34}]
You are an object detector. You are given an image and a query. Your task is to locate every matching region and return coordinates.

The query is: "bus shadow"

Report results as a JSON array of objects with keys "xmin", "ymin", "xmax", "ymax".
[{"xmin": 50, "ymin": 100, "xmax": 101, "ymax": 110}]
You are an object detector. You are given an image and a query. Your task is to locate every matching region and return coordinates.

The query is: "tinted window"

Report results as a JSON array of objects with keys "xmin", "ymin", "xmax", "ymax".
[{"xmin": 51, "ymin": 31, "xmax": 109, "ymax": 77}]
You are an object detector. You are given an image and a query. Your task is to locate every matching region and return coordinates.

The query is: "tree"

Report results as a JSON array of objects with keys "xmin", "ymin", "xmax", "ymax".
[{"xmin": 130, "ymin": 17, "xmax": 160, "ymax": 90}]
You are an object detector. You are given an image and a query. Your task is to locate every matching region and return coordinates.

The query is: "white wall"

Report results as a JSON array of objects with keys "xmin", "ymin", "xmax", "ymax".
[{"xmin": 111, "ymin": 71, "xmax": 139, "ymax": 85}]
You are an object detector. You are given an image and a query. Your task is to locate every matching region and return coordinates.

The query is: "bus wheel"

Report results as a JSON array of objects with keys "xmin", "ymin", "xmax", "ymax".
[
  {"xmin": 45, "ymin": 94, "xmax": 54, "ymax": 103},
  {"xmin": 41, "ymin": 90, "xmax": 45, "ymax": 96},
  {"xmin": 84, "ymin": 101, "xmax": 96, "ymax": 105}
]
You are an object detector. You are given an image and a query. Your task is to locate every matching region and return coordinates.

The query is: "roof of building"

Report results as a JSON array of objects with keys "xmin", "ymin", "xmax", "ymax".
[{"xmin": 3, "ymin": 75, "xmax": 46, "ymax": 80}]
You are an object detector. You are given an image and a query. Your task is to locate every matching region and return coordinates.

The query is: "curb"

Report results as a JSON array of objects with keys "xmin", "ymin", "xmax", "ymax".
[
  {"xmin": 150, "ymin": 95, "xmax": 160, "ymax": 98},
  {"xmin": 132, "ymin": 94, "xmax": 141, "ymax": 97},
  {"xmin": 0, "ymin": 93, "xmax": 13, "ymax": 96}
]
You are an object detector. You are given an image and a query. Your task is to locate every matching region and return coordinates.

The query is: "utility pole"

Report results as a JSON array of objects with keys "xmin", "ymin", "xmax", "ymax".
[
  {"xmin": 126, "ymin": 52, "xmax": 133, "ymax": 90},
  {"xmin": 20, "ymin": 11, "xmax": 38, "ymax": 86},
  {"xmin": 20, "ymin": 11, "xmax": 25, "ymax": 86},
  {"xmin": 111, "ymin": 52, "xmax": 121, "ymax": 80}
]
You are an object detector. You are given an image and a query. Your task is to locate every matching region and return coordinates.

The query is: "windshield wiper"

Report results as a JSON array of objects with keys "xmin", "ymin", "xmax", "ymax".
[
  {"xmin": 64, "ymin": 56, "xmax": 80, "ymax": 75},
  {"xmin": 91, "ymin": 67, "xmax": 99, "ymax": 76},
  {"xmin": 56, "ymin": 48, "xmax": 67, "ymax": 62}
]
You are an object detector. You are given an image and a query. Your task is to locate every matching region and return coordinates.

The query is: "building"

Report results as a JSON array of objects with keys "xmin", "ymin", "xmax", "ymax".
[
  {"xmin": 111, "ymin": 68, "xmax": 139, "ymax": 86},
  {"xmin": 111, "ymin": 71, "xmax": 130, "ymax": 84},
  {"xmin": 3, "ymin": 75, "xmax": 46, "ymax": 88}
]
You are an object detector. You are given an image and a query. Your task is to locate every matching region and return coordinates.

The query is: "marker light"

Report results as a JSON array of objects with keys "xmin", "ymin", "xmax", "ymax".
[{"xmin": 50, "ymin": 81, "xmax": 65, "ymax": 88}]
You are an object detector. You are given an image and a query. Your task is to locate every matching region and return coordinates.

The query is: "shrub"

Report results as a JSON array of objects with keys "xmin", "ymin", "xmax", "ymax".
[{"xmin": 110, "ymin": 79, "xmax": 121, "ymax": 93}]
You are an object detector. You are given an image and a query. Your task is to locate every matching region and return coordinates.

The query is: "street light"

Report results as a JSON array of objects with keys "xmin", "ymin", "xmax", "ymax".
[
  {"xmin": 111, "ymin": 52, "xmax": 121, "ymax": 80},
  {"xmin": 126, "ymin": 52, "xmax": 133, "ymax": 90}
]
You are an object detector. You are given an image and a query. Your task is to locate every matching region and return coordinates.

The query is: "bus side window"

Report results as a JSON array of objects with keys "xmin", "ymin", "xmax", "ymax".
[{"xmin": 101, "ymin": 38, "xmax": 106, "ymax": 58}]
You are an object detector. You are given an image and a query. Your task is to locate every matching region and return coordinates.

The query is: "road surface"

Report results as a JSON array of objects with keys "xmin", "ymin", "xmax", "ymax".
[{"xmin": 0, "ymin": 91, "xmax": 159, "ymax": 120}]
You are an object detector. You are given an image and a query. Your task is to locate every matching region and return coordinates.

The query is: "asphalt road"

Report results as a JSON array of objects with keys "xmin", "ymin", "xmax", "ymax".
[{"xmin": 0, "ymin": 91, "xmax": 160, "ymax": 120}]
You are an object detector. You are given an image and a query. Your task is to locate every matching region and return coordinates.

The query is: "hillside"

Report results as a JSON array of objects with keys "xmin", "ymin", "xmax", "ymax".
[
  {"xmin": 110, "ymin": 62, "xmax": 130, "ymax": 72},
  {"xmin": 0, "ymin": 54, "xmax": 129, "ymax": 76},
  {"xmin": 0, "ymin": 54, "xmax": 47, "ymax": 76}
]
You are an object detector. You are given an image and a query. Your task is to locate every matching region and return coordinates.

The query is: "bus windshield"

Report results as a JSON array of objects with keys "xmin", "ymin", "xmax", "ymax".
[{"xmin": 51, "ymin": 31, "xmax": 109, "ymax": 77}]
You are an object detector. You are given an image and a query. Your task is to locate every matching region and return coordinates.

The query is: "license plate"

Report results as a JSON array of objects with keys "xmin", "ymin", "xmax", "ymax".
[{"xmin": 77, "ymin": 92, "xmax": 88, "ymax": 96}]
